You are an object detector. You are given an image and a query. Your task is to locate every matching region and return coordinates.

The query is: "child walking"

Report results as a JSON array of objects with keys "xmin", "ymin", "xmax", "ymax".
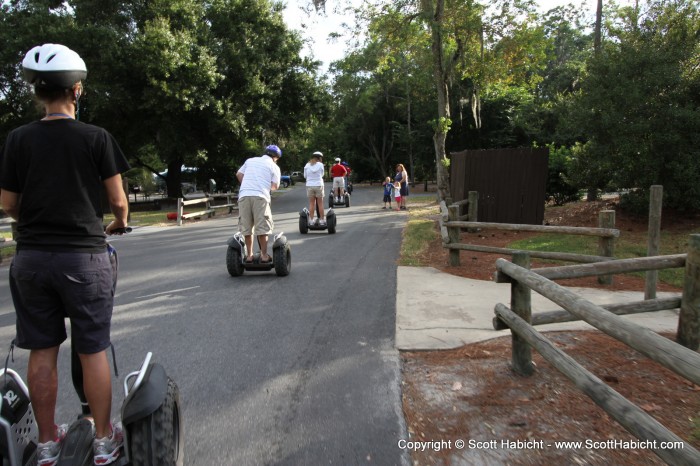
[
  {"xmin": 382, "ymin": 177, "xmax": 393, "ymax": 209},
  {"xmin": 394, "ymin": 181, "xmax": 402, "ymax": 211}
]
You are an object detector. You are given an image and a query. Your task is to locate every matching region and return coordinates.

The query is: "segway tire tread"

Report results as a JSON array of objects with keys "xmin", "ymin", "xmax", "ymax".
[
  {"xmin": 274, "ymin": 245, "xmax": 291, "ymax": 276},
  {"xmin": 226, "ymin": 246, "xmax": 244, "ymax": 276},
  {"xmin": 129, "ymin": 378, "xmax": 184, "ymax": 466}
]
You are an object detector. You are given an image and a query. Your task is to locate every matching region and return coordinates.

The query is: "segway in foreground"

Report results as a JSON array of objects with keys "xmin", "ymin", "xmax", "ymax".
[
  {"xmin": 299, "ymin": 208, "xmax": 336, "ymax": 234},
  {"xmin": 0, "ymin": 350, "xmax": 183, "ymax": 466},
  {"xmin": 226, "ymin": 231, "xmax": 290, "ymax": 277}
]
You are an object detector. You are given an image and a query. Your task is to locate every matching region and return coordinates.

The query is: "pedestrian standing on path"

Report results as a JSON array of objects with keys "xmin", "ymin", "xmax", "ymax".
[
  {"xmin": 0, "ymin": 43, "xmax": 129, "ymax": 465},
  {"xmin": 304, "ymin": 151, "xmax": 326, "ymax": 226},
  {"xmin": 393, "ymin": 181, "xmax": 402, "ymax": 211},
  {"xmin": 236, "ymin": 145, "xmax": 282, "ymax": 263},
  {"xmin": 382, "ymin": 177, "xmax": 393, "ymax": 209},
  {"xmin": 395, "ymin": 163, "xmax": 409, "ymax": 210}
]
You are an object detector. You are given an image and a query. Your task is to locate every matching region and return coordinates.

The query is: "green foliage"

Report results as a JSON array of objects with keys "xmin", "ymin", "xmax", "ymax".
[
  {"xmin": 561, "ymin": 0, "xmax": 700, "ymax": 211},
  {"xmin": 544, "ymin": 144, "xmax": 580, "ymax": 205},
  {"xmin": 0, "ymin": 0, "xmax": 329, "ymax": 197}
]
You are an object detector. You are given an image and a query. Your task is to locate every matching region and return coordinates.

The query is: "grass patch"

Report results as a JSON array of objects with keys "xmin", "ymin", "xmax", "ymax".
[
  {"xmin": 104, "ymin": 210, "xmax": 173, "ymax": 226},
  {"xmin": 399, "ymin": 199, "xmax": 439, "ymax": 266},
  {"xmin": 508, "ymin": 232, "xmax": 690, "ymax": 288}
]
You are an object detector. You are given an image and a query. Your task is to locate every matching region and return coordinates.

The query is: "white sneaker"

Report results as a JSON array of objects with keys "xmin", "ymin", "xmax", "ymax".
[
  {"xmin": 319, "ymin": 219, "xmax": 326, "ymax": 226},
  {"xmin": 93, "ymin": 422, "xmax": 124, "ymax": 465},
  {"xmin": 308, "ymin": 217, "xmax": 314, "ymax": 225}
]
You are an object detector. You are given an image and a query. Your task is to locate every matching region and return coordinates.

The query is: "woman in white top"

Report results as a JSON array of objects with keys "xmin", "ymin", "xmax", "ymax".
[{"xmin": 304, "ymin": 151, "xmax": 326, "ymax": 225}]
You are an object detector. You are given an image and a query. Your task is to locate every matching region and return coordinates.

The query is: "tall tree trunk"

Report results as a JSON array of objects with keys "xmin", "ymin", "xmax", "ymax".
[
  {"xmin": 587, "ymin": 0, "xmax": 604, "ymax": 202},
  {"xmin": 424, "ymin": 0, "xmax": 451, "ymax": 200},
  {"xmin": 166, "ymin": 158, "xmax": 184, "ymax": 198},
  {"xmin": 406, "ymin": 80, "xmax": 414, "ymax": 187}
]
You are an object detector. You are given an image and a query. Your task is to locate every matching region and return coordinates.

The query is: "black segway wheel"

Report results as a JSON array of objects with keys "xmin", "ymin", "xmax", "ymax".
[
  {"xmin": 328, "ymin": 214, "xmax": 336, "ymax": 234},
  {"xmin": 344, "ymin": 194, "xmax": 350, "ymax": 208},
  {"xmin": 129, "ymin": 378, "xmax": 184, "ymax": 466},
  {"xmin": 299, "ymin": 214, "xmax": 308, "ymax": 234},
  {"xmin": 226, "ymin": 246, "xmax": 244, "ymax": 276},
  {"xmin": 274, "ymin": 244, "xmax": 291, "ymax": 276}
]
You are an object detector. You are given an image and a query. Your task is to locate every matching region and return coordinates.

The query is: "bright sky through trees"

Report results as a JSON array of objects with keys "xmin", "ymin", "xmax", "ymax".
[{"xmin": 281, "ymin": 0, "xmax": 634, "ymax": 70}]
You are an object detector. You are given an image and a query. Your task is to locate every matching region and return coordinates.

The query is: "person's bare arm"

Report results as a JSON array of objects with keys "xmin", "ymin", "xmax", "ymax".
[
  {"xmin": 236, "ymin": 171, "xmax": 244, "ymax": 184},
  {"xmin": 0, "ymin": 189, "xmax": 20, "ymax": 220},
  {"xmin": 270, "ymin": 182, "xmax": 279, "ymax": 191},
  {"xmin": 103, "ymin": 174, "xmax": 129, "ymax": 234}
]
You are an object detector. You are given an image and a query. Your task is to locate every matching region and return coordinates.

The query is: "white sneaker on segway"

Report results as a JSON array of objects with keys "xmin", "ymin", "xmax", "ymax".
[
  {"xmin": 93, "ymin": 421, "xmax": 124, "ymax": 465},
  {"xmin": 319, "ymin": 219, "xmax": 326, "ymax": 227},
  {"xmin": 37, "ymin": 424, "xmax": 68, "ymax": 466}
]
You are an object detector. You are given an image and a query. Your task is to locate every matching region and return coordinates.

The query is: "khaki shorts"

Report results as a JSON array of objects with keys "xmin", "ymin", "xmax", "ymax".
[
  {"xmin": 306, "ymin": 185, "xmax": 325, "ymax": 199},
  {"xmin": 238, "ymin": 196, "xmax": 273, "ymax": 235},
  {"xmin": 333, "ymin": 177, "xmax": 345, "ymax": 189}
]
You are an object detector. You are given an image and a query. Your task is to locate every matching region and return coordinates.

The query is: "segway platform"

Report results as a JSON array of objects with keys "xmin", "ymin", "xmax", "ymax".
[
  {"xmin": 299, "ymin": 208, "xmax": 336, "ymax": 234},
  {"xmin": 226, "ymin": 231, "xmax": 291, "ymax": 277},
  {"xmin": 328, "ymin": 193, "xmax": 350, "ymax": 208},
  {"xmin": 0, "ymin": 352, "xmax": 183, "ymax": 466}
]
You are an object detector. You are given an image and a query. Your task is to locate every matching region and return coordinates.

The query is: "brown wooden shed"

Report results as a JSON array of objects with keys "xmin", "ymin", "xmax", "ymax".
[{"xmin": 450, "ymin": 148, "xmax": 549, "ymax": 225}]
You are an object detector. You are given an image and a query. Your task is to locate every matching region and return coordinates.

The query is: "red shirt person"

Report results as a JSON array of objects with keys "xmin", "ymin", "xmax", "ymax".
[{"xmin": 330, "ymin": 158, "xmax": 348, "ymax": 200}]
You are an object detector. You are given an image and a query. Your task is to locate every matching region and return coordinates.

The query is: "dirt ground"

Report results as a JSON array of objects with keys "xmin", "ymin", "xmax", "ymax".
[{"xmin": 400, "ymin": 196, "xmax": 700, "ymax": 465}]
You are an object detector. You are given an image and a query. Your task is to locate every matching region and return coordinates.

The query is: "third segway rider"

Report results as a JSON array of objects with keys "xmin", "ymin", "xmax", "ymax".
[
  {"xmin": 236, "ymin": 145, "xmax": 282, "ymax": 263},
  {"xmin": 304, "ymin": 151, "xmax": 326, "ymax": 226},
  {"xmin": 330, "ymin": 158, "xmax": 347, "ymax": 203}
]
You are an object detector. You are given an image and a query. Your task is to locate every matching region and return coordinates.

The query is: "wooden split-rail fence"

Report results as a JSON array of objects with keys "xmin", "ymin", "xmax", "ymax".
[
  {"xmin": 492, "ymin": 239, "xmax": 700, "ymax": 465},
  {"xmin": 176, "ymin": 193, "xmax": 238, "ymax": 226},
  {"xmin": 439, "ymin": 191, "xmax": 618, "ymax": 284}
]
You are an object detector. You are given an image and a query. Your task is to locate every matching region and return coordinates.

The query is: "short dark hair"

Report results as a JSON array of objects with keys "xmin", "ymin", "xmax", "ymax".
[{"xmin": 34, "ymin": 84, "xmax": 73, "ymax": 103}]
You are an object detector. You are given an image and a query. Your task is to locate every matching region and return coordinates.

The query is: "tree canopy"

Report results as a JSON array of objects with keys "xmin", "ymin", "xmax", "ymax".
[
  {"xmin": 0, "ymin": 0, "xmax": 329, "ymax": 195},
  {"xmin": 1, "ymin": 0, "xmax": 698, "ymax": 210}
]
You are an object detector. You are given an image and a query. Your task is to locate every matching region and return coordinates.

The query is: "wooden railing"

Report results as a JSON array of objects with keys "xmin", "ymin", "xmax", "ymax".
[
  {"xmin": 491, "ymin": 235, "xmax": 700, "ymax": 465},
  {"xmin": 176, "ymin": 193, "xmax": 237, "ymax": 226},
  {"xmin": 439, "ymin": 191, "xmax": 618, "ymax": 283}
]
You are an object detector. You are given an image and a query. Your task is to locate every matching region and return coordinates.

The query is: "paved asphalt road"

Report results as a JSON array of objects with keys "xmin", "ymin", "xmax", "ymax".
[{"xmin": 0, "ymin": 184, "xmax": 410, "ymax": 465}]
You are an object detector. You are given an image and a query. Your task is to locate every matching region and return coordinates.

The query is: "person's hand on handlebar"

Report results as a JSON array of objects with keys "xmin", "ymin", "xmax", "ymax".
[{"xmin": 105, "ymin": 220, "xmax": 129, "ymax": 235}]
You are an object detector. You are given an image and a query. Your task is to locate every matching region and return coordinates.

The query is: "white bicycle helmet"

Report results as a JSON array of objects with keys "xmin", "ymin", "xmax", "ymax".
[
  {"xmin": 22, "ymin": 43, "xmax": 87, "ymax": 89},
  {"xmin": 312, "ymin": 151, "xmax": 323, "ymax": 159},
  {"xmin": 335, "ymin": 157, "xmax": 341, "ymax": 163}
]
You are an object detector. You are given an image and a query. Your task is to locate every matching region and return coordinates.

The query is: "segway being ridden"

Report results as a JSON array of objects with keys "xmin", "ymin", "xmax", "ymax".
[
  {"xmin": 226, "ymin": 231, "xmax": 290, "ymax": 277},
  {"xmin": 328, "ymin": 192, "xmax": 350, "ymax": 209},
  {"xmin": 0, "ymin": 349, "xmax": 183, "ymax": 466},
  {"xmin": 299, "ymin": 208, "xmax": 336, "ymax": 234}
]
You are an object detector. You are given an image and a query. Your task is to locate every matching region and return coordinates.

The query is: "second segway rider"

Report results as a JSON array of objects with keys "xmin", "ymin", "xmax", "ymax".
[
  {"xmin": 330, "ymin": 157, "xmax": 348, "ymax": 203},
  {"xmin": 304, "ymin": 151, "xmax": 326, "ymax": 226},
  {"xmin": 0, "ymin": 43, "xmax": 129, "ymax": 466},
  {"xmin": 236, "ymin": 145, "xmax": 282, "ymax": 263}
]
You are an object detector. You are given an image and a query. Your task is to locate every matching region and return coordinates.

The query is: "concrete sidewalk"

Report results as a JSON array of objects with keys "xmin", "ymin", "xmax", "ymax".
[{"xmin": 396, "ymin": 266, "xmax": 681, "ymax": 350}]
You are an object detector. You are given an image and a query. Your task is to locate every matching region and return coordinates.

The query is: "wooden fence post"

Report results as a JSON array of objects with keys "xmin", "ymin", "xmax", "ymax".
[
  {"xmin": 597, "ymin": 210, "xmax": 615, "ymax": 284},
  {"xmin": 448, "ymin": 205, "xmax": 460, "ymax": 266},
  {"xmin": 177, "ymin": 198, "xmax": 183, "ymax": 227},
  {"xmin": 467, "ymin": 191, "xmax": 478, "ymax": 232},
  {"xmin": 511, "ymin": 252, "xmax": 534, "ymax": 376},
  {"xmin": 678, "ymin": 234, "xmax": 700, "ymax": 350},
  {"xmin": 645, "ymin": 185, "xmax": 663, "ymax": 299}
]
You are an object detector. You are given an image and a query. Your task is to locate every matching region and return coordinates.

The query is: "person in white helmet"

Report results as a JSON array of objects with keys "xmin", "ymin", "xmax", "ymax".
[
  {"xmin": 0, "ymin": 44, "xmax": 128, "ymax": 465},
  {"xmin": 304, "ymin": 151, "xmax": 326, "ymax": 226},
  {"xmin": 330, "ymin": 157, "xmax": 347, "ymax": 202}
]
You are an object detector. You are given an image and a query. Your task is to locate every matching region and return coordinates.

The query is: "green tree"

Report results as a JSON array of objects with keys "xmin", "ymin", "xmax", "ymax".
[{"xmin": 564, "ymin": 0, "xmax": 700, "ymax": 210}]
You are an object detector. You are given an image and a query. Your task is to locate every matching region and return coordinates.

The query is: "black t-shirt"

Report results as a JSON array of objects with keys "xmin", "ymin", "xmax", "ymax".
[{"xmin": 0, "ymin": 119, "xmax": 130, "ymax": 252}]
